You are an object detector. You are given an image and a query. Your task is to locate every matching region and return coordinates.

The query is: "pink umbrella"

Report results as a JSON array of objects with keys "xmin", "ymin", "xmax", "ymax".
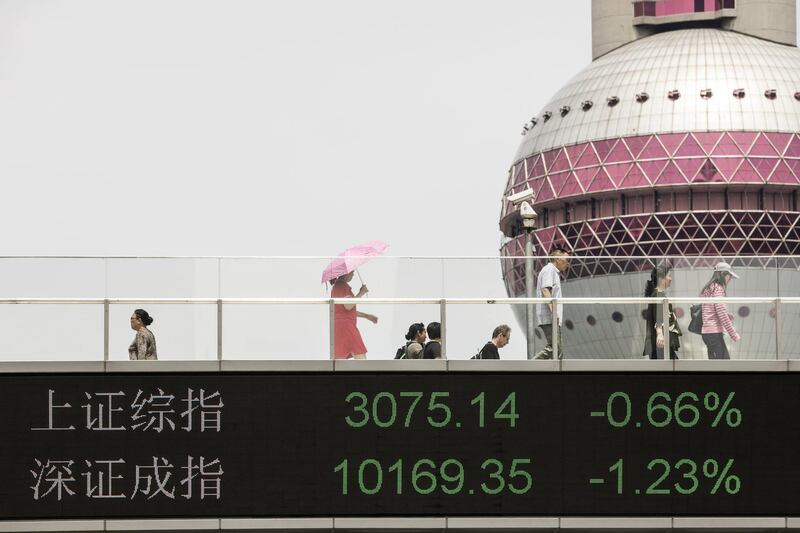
[{"xmin": 321, "ymin": 240, "xmax": 389, "ymax": 283}]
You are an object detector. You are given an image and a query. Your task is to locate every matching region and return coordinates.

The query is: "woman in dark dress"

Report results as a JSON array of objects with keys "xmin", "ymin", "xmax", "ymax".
[{"xmin": 643, "ymin": 264, "xmax": 681, "ymax": 360}]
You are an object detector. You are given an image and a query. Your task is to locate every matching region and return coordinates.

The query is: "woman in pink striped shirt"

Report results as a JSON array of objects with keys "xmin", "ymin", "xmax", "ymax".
[{"xmin": 700, "ymin": 262, "xmax": 741, "ymax": 359}]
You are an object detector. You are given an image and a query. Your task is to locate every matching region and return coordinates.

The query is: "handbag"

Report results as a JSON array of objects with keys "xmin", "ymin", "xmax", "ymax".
[{"xmin": 688, "ymin": 304, "xmax": 703, "ymax": 334}]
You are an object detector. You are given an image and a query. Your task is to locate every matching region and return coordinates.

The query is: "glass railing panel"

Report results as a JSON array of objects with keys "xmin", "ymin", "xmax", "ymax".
[
  {"xmin": 106, "ymin": 258, "xmax": 220, "ymax": 298},
  {"xmin": 222, "ymin": 303, "xmax": 329, "ymax": 360},
  {"xmin": 0, "ymin": 303, "xmax": 102, "ymax": 361},
  {"xmin": 561, "ymin": 301, "xmax": 649, "ymax": 359},
  {"xmin": 0, "ymin": 257, "xmax": 105, "ymax": 297},
  {"xmin": 109, "ymin": 303, "xmax": 218, "ymax": 361},
  {"xmin": 445, "ymin": 302, "xmax": 529, "ymax": 360}
]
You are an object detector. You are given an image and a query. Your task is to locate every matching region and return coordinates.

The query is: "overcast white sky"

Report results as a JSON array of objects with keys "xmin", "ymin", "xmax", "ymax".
[
  {"xmin": 2, "ymin": 2, "xmax": 798, "ymax": 360},
  {"xmin": 0, "ymin": 0, "xmax": 592, "ymax": 257}
]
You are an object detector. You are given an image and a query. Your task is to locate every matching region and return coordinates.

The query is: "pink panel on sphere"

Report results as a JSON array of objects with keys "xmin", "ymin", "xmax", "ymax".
[
  {"xmin": 549, "ymin": 171, "xmax": 569, "ymax": 196},
  {"xmin": 732, "ymin": 159, "xmax": 764, "ymax": 183},
  {"xmin": 712, "ymin": 133, "xmax": 743, "ymax": 156},
  {"xmin": 730, "ymin": 132, "xmax": 758, "ymax": 153},
  {"xmin": 784, "ymin": 159, "xmax": 800, "ymax": 179},
  {"xmin": 694, "ymin": 132, "xmax": 723, "ymax": 154},
  {"xmin": 656, "ymin": 161, "xmax": 688, "ymax": 185},
  {"xmin": 676, "ymin": 134, "xmax": 706, "ymax": 157},
  {"xmin": 765, "ymin": 133, "xmax": 792, "ymax": 155},
  {"xmin": 593, "ymin": 139, "xmax": 617, "ymax": 163},
  {"xmin": 588, "ymin": 168, "xmax": 616, "ymax": 192},
  {"xmin": 531, "ymin": 176, "xmax": 549, "ymax": 200},
  {"xmin": 575, "ymin": 145, "xmax": 600, "ymax": 168},
  {"xmin": 639, "ymin": 160, "xmax": 668, "ymax": 182},
  {"xmin": 770, "ymin": 161, "xmax": 799, "ymax": 184},
  {"xmin": 564, "ymin": 143, "xmax": 588, "ymax": 167},
  {"xmin": 654, "ymin": 0, "xmax": 719, "ymax": 16},
  {"xmin": 537, "ymin": 177, "xmax": 557, "ymax": 202},
  {"xmin": 559, "ymin": 172, "xmax": 585, "ymax": 197},
  {"xmin": 512, "ymin": 163, "xmax": 526, "ymax": 186},
  {"xmin": 604, "ymin": 163, "xmax": 633, "ymax": 187},
  {"xmin": 542, "ymin": 148, "xmax": 561, "ymax": 173},
  {"xmin": 640, "ymin": 136, "xmax": 668, "ymax": 160},
  {"xmin": 549, "ymin": 148, "xmax": 571, "ymax": 173},
  {"xmin": 676, "ymin": 158, "xmax": 705, "ymax": 181},
  {"xmin": 623, "ymin": 136, "xmax": 650, "ymax": 159},
  {"xmin": 750, "ymin": 133, "xmax": 779, "ymax": 157},
  {"xmin": 619, "ymin": 163, "xmax": 651, "ymax": 188},
  {"xmin": 752, "ymin": 158, "xmax": 779, "ymax": 181},
  {"xmin": 575, "ymin": 167, "xmax": 601, "ymax": 191},
  {"xmin": 785, "ymin": 135, "xmax": 800, "ymax": 158},
  {"xmin": 657, "ymin": 133, "xmax": 687, "ymax": 157},
  {"xmin": 606, "ymin": 141, "xmax": 633, "ymax": 164},
  {"xmin": 528, "ymin": 155, "xmax": 545, "ymax": 179},
  {"xmin": 709, "ymin": 157, "xmax": 740, "ymax": 181}
]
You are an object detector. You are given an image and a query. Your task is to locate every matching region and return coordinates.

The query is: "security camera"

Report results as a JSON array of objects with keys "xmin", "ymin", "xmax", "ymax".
[
  {"xmin": 519, "ymin": 200, "xmax": 537, "ymax": 220},
  {"xmin": 506, "ymin": 188, "xmax": 536, "ymax": 204},
  {"xmin": 520, "ymin": 201, "xmax": 537, "ymax": 229}
]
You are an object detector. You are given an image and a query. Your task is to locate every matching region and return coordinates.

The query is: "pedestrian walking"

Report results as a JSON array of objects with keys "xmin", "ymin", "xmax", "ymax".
[
  {"xmin": 473, "ymin": 325, "xmax": 511, "ymax": 360},
  {"xmin": 642, "ymin": 264, "xmax": 681, "ymax": 360},
  {"xmin": 129, "ymin": 309, "xmax": 157, "ymax": 360},
  {"xmin": 330, "ymin": 272, "xmax": 378, "ymax": 359},
  {"xmin": 534, "ymin": 248, "xmax": 570, "ymax": 360},
  {"xmin": 700, "ymin": 262, "xmax": 740, "ymax": 359}
]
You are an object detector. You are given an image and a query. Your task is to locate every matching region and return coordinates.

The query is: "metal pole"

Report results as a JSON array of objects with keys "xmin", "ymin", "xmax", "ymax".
[
  {"xmin": 329, "ymin": 299, "xmax": 335, "ymax": 360},
  {"xmin": 525, "ymin": 230, "xmax": 535, "ymax": 360},
  {"xmin": 103, "ymin": 299, "xmax": 109, "ymax": 361},
  {"xmin": 551, "ymin": 296, "xmax": 559, "ymax": 360},
  {"xmin": 662, "ymin": 296, "xmax": 670, "ymax": 361},
  {"xmin": 440, "ymin": 298, "xmax": 447, "ymax": 359},
  {"xmin": 775, "ymin": 298, "xmax": 781, "ymax": 360},
  {"xmin": 217, "ymin": 299, "xmax": 223, "ymax": 361}
]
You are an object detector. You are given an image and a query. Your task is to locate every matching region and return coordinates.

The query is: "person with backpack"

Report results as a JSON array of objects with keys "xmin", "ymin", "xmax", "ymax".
[
  {"xmin": 473, "ymin": 325, "xmax": 511, "ymax": 359},
  {"xmin": 422, "ymin": 322, "xmax": 443, "ymax": 359},
  {"xmin": 700, "ymin": 262, "xmax": 741, "ymax": 359},
  {"xmin": 396, "ymin": 323, "xmax": 426, "ymax": 359},
  {"xmin": 642, "ymin": 264, "xmax": 681, "ymax": 360}
]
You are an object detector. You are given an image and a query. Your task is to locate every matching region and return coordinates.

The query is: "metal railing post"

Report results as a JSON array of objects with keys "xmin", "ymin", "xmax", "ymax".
[
  {"xmin": 217, "ymin": 299, "xmax": 223, "ymax": 361},
  {"xmin": 329, "ymin": 299, "xmax": 335, "ymax": 360},
  {"xmin": 440, "ymin": 299, "xmax": 447, "ymax": 359},
  {"xmin": 103, "ymin": 299, "xmax": 109, "ymax": 361},
  {"xmin": 524, "ymin": 237, "xmax": 535, "ymax": 360},
  {"xmin": 552, "ymin": 297, "xmax": 559, "ymax": 360},
  {"xmin": 775, "ymin": 298, "xmax": 781, "ymax": 360},
  {"xmin": 662, "ymin": 296, "xmax": 670, "ymax": 361}
]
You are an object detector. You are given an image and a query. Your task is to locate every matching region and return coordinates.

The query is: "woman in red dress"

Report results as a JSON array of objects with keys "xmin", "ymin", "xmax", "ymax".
[{"xmin": 330, "ymin": 272, "xmax": 378, "ymax": 359}]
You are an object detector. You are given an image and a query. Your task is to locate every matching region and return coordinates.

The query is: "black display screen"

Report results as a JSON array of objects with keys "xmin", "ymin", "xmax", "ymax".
[{"xmin": 3, "ymin": 371, "xmax": 798, "ymax": 519}]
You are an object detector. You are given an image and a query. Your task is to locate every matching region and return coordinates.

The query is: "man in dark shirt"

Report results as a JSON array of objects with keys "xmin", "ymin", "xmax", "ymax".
[
  {"xmin": 475, "ymin": 324, "xmax": 511, "ymax": 359},
  {"xmin": 422, "ymin": 322, "xmax": 443, "ymax": 359}
]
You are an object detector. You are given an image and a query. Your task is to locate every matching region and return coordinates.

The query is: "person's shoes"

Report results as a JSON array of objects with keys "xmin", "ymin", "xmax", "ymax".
[{"xmin": 533, "ymin": 352, "xmax": 553, "ymax": 360}]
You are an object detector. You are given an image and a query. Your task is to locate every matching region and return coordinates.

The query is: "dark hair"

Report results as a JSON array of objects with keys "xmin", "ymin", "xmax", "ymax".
[
  {"xmin": 550, "ymin": 247, "xmax": 570, "ymax": 262},
  {"xmin": 492, "ymin": 324, "xmax": 511, "ymax": 339},
  {"xmin": 405, "ymin": 322, "xmax": 425, "ymax": 341},
  {"xmin": 701, "ymin": 271, "xmax": 729, "ymax": 295},
  {"xmin": 644, "ymin": 264, "xmax": 671, "ymax": 297},
  {"xmin": 426, "ymin": 322, "xmax": 441, "ymax": 340},
  {"xmin": 134, "ymin": 309, "xmax": 154, "ymax": 326}
]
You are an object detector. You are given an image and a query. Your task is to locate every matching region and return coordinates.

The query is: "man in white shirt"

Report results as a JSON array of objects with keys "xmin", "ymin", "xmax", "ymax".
[{"xmin": 534, "ymin": 247, "xmax": 570, "ymax": 360}]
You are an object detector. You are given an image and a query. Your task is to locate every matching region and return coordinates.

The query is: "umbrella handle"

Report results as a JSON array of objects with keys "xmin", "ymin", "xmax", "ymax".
[{"xmin": 356, "ymin": 269, "xmax": 368, "ymax": 297}]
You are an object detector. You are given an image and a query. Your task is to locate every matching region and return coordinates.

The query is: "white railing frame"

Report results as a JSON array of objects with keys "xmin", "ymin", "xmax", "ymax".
[{"xmin": 0, "ymin": 296, "xmax": 791, "ymax": 361}]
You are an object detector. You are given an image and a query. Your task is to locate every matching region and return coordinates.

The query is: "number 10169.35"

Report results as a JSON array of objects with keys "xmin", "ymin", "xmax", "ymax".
[{"xmin": 334, "ymin": 457, "xmax": 533, "ymax": 496}]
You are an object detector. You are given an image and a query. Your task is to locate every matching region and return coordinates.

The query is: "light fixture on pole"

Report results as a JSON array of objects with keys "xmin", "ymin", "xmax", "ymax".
[{"xmin": 506, "ymin": 188, "xmax": 538, "ymax": 360}]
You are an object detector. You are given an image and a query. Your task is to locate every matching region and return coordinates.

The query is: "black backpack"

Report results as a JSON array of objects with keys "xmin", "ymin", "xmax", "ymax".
[
  {"xmin": 688, "ymin": 304, "xmax": 703, "ymax": 334},
  {"xmin": 395, "ymin": 343, "xmax": 408, "ymax": 359}
]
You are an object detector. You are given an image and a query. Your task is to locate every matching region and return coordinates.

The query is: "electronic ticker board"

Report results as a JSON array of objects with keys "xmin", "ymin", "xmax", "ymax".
[{"xmin": 4, "ymin": 371, "xmax": 797, "ymax": 519}]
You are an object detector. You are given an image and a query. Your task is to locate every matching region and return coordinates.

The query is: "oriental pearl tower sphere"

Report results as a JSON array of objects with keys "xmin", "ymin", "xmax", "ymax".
[{"xmin": 500, "ymin": 0, "xmax": 800, "ymax": 359}]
